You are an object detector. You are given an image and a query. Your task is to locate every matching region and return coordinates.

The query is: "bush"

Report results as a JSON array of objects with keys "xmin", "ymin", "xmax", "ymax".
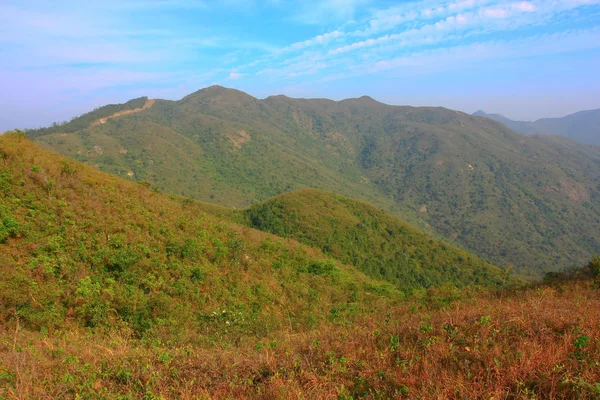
[
  {"xmin": 587, "ymin": 256, "xmax": 600, "ymax": 278},
  {"xmin": 307, "ymin": 259, "xmax": 338, "ymax": 276},
  {"xmin": 0, "ymin": 214, "xmax": 20, "ymax": 243}
]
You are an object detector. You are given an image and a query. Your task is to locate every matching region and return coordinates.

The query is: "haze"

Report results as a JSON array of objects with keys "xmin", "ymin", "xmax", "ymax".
[{"xmin": 1, "ymin": 0, "xmax": 600, "ymax": 132}]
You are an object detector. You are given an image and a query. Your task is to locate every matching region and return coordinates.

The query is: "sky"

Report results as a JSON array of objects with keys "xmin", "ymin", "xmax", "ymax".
[{"xmin": 1, "ymin": 0, "xmax": 600, "ymax": 131}]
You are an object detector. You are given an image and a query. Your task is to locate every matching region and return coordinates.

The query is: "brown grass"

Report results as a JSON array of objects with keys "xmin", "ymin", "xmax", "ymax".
[{"xmin": 1, "ymin": 280, "xmax": 599, "ymax": 399}]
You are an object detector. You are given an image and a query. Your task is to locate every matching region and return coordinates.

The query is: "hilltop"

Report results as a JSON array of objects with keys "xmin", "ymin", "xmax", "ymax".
[
  {"xmin": 241, "ymin": 189, "xmax": 508, "ymax": 293},
  {"xmin": 24, "ymin": 86, "xmax": 600, "ymax": 275}
]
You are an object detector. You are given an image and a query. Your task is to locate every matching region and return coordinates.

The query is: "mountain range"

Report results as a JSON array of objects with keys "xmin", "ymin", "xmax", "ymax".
[
  {"xmin": 24, "ymin": 86, "xmax": 600, "ymax": 276},
  {"xmin": 3, "ymin": 92, "xmax": 600, "ymax": 398},
  {"xmin": 473, "ymin": 109, "xmax": 600, "ymax": 146}
]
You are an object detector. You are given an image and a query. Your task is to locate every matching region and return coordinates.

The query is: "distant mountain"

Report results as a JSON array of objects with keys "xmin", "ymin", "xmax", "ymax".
[
  {"xmin": 473, "ymin": 109, "xmax": 600, "ymax": 145},
  {"xmin": 23, "ymin": 86, "xmax": 600, "ymax": 276}
]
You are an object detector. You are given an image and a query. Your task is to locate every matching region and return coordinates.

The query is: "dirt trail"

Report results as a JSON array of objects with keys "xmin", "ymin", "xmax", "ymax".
[{"xmin": 90, "ymin": 99, "xmax": 156, "ymax": 127}]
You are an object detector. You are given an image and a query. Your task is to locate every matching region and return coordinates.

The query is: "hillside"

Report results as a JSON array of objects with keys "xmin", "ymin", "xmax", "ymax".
[
  {"xmin": 0, "ymin": 131, "xmax": 406, "ymax": 341},
  {"xmin": 25, "ymin": 86, "xmax": 600, "ymax": 275},
  {"xmin": 242, "ymin": 189, "xmax": 508, "ymax": 293},
  {"xmin": 473, "ymin": 109, "xmax": 600, "ymax": 145},
  {"xmin": 1, "ymin": 132, "xmax": 599, "ymax": 398}
]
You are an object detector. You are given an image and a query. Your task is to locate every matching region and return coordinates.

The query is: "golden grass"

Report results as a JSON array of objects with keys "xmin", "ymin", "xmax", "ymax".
[{"xmin": 1, "ymin": 280, "xmax": 598, "ymax": 399}]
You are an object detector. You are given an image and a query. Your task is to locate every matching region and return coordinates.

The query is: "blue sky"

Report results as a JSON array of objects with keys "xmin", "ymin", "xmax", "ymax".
[{"xmin": 1, "ymin": 0, "xmax": 600, "ymax": 131}]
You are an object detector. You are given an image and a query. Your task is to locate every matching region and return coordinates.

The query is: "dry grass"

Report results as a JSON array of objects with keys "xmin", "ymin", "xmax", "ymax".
[{"xmin": 1, "ymin": 280, "xmax": 599, "ymax": 399}]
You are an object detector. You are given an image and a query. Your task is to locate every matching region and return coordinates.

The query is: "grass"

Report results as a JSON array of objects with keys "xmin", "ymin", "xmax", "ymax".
[
  {"xmin": 2, "ymin": 131, "xmax": 599, "ymax": 398},
  {"xmin": 1, "ymin": 279, "xmax": 599, "ymax": 399},
  {"xmin": 0, "ymin": 131, "xmax": 400, "ymax": 343}
]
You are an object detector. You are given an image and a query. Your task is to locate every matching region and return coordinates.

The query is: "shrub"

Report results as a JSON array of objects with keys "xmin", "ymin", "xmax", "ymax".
[
  {"xmin": 307, "ymin": 259, "xmax": 338, "ymax": 276},
  {"xmin": 587, "ymin": 256, "xmax": 600, "ymax": 278},
  {"xmin": 0, "ymin": 213, "xmax": 20, "ymax": 243}
]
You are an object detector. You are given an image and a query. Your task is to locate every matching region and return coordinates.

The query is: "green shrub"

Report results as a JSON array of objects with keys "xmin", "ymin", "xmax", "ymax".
[
  {"xmin": 587, "ymin": 256, "xmax": 600, "ymax": 278},
  {"xmin": 105, "ymin": 248, "xmax": 141, "ymax": 275},
  {"xmin": 0, "ymin": 213, "xmax": 20, "ymax": 243},
  {"xmin": 307, "ymin": 259, "xmax": 338, "ymax": 276}
]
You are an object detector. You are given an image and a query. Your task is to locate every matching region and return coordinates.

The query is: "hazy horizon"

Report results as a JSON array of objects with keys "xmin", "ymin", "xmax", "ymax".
[{"xmin": 1, "ymin": 0, "xmax": 600, "ymax": 131}]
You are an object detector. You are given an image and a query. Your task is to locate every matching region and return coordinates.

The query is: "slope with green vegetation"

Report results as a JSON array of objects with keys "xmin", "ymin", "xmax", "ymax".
[
  {"xmin": 0, "ymin": 131, "xmax": 405, "ymax": 342},
  {"xmin": 25, "ymin": 97, "xmax": 150, "ymax": 137},
  {"xmin": 2, "ymin": 261, "xmax": 599, "ymax": 398},
  {"xmin": 1, "ymin": 133, "xmax": 599, "ymax": 399},
  {"xmin": 242, "ymin": 189, "xmax": 508, "ymax": 293},
  {"xmin": 25, "ymin": 86, "xmax": 600, "ymax": 275}
]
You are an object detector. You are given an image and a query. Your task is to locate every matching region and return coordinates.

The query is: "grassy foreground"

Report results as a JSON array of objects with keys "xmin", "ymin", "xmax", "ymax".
[{"xmin": 1, "ymin": 279, "xmax": 599, "ymax": 399}]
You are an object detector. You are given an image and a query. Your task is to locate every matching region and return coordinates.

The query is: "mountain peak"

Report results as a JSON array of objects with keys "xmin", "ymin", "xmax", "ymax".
[
  {"xmin": 472, "ymin": 110, "xmax": 488, "ymax": 117},
  {"xmin": 339, "ymin": 95, "xmax": 384, "ymax": 106},
  {"xmin": 181, "ymin": 85, "xmax": 257, "ymax": 104}
]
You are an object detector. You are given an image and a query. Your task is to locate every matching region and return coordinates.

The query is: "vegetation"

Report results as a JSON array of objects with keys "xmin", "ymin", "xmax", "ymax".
[
  {"xmin": 2, "ymin": 271, "xmax": 599, "ymax": 398},
  {"xmin": 25, "ymin": 97, "xmax": 148, "ymax": 138},
  {"xmin": 1, "ymin": 133, "xmax": 599, "ymax": 398},
  {"xmin": 0, "ymin": 132, "xmax": 402, "ymax": 342},
  {"xmin": 25, "ymin": 86, "xmax": 600, "ymax": 276},
  {"xmin": 243, "ymin": 189, "xmax": 511, "ymax": 294}
]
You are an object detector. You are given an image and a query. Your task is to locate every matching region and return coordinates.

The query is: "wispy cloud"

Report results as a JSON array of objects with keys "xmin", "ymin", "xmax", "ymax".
[
  {"xmin": 291, "ymin": 0, "xmax": 370, "ymax": 25},
  {"xmin": 236, "ymin": 0, "xmax": 600, "ymax": 84},
  {"xmin": 1, "ymin": 0, "xmax": 600, "ymax": 129}
]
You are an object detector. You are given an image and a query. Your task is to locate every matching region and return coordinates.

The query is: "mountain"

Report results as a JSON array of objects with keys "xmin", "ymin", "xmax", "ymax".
[
  {"xmin": 24, "ymin": 86, "xmax": 600, "ymax": 276},
  {"xmin": 473, "ymin": 109, "xmax": 600, "ymax": 145},
  {"xmin": 1, "ymin": 131, "xmax": 513, "ymax": 335},
  {"xmin": 241, "ymin": 189, "xmax": 508, "ymax": 293},
  {"xmin": 1, "ymin": 132, "xmax": 599, "ymax": 398}
]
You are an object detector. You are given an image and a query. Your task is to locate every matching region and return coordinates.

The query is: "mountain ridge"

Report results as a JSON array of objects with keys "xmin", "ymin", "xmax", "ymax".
[
  {"xmin": 23, "ymin": 86, "xmax": 600, "ymax": 276},
  {"xmin": 473, "ymin": 109, "xmax": 600, "ymax": 145}
]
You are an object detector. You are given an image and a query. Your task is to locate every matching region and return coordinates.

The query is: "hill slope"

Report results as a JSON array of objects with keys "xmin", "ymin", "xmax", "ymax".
[
  {"xmin": 242, "ymin": 189, "xmax": 508, "ymax": 293},
  {"xmin": 0, "ymin": 132, "xmax": 405, "ymax": 340},
  {"xmin": 1, "ymin": 133, "xmax": 599, "ymax": 399},
  {"xmin": 25, "ymin": 87, "xmax": 600, "ymax": 275},
  {"xmin": 473, "ymin": 109, "xmax": 600, "ymax": 145}
]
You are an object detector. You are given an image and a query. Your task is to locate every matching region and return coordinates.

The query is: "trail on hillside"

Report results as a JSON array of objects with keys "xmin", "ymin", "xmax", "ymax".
[{"xmin": 90, "ymin": 99, "xmax": 156, "ymax": 126}]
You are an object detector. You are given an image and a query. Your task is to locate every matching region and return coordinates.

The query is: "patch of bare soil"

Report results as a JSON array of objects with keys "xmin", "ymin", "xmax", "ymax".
[{"xmin": 90, "ymin": 99, "xmax": 156, "ymax": 127}]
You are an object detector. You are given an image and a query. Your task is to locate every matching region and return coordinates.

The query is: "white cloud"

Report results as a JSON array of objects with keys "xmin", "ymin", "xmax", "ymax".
[
  {"xmin": 228, "ymin": 72, "xmax": 245, "ymax": 79},
  {"xmin": 482, "ymin": 7, "xmax": 508, "ymax": 17},
  {"xmin": 512, "ymin": 1, "xmax": 536, "ymax": 12},
  {"xmin": 282, "ymin": 30, "xmax": 344, "ymax": 52},
  {"xmin": 320, "ymin": 27, "xmax": 600, "ymax": 81}
]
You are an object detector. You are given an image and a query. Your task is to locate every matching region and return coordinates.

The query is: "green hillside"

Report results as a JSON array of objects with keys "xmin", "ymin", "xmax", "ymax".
[
  {"xmin": 1, "ymin": 132, "xmax": 599, "ymax": 399},
  {"xmin": 0, "ymin": 131, "xmax": 406, "ymax": 341},
  {"xmin": 242, "ymin": 189, "xmax": 508, "ymax": 293},
  {"xmin": 25, "ymin": 86, "xmax": 600, "ymax": 275},
  {"xmin": 26, "ymin": 97, "xmax": 149, "ymax": 137}
]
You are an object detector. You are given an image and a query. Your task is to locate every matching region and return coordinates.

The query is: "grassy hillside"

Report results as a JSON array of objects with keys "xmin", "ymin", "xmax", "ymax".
[
  {"xmin": 1, "ymin": 132, "xmax": 599, "ymax": 398},
  {"xmin": 0, "ymin": 131, "xmax": 404, "ymax": 342},
  {"xmin": 2, "ymin": 269, "xmax": 599, "ymax": 398},
  {"xmin": 25, "ymin": 97, "xmax": 149, "ymax": 138},
  {"xmin": 25, "ymin": 86, "xmax": 600, "ymax": 275},
  {"xmin": 242, "ymin": 189, "xmax": 509, "ymax": 293}
]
